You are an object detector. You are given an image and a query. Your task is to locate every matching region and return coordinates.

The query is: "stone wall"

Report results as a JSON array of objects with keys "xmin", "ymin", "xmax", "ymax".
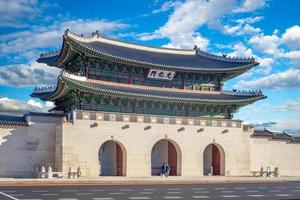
[
  {"xmin": 1, "ymin": 111, "xmax": 300, "ymax": 178},
  {"xmin": 60, "ymin": 116, "xmax": 251, "ymax": 177},
  {"xmin": 250, "ymin": 137, "xmax": 300, "ymax": 176},
  {"xmin": 0, "ymin": 116, "xmax": 59, "ymax": 177}
]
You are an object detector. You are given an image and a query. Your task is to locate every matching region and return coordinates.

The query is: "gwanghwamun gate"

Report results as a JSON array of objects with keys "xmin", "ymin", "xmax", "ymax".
[{"xmin": 1, "ymin": 30, "xmax": 300, "ymax": 178}]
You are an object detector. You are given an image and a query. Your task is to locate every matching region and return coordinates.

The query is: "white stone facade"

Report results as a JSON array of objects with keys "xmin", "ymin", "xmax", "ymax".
[{"xmin": 0, "ymin": 111, "xmax": 300, "ymax": 178}]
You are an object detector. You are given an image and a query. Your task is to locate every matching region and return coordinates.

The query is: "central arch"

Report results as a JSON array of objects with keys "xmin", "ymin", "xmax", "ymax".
[
  {"xmin": 151, "ymin": 139, "xmax": 182, "ymax": 176},
  {"xmin": 203, "ymin": 143, "xmax": 225, "ymax": 176},
  {"xmin": 98, "ymin": 140, "xmax": 126, "ymax": 176}
]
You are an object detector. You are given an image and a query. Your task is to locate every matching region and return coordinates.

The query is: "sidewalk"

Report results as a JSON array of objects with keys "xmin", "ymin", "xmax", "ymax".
[{"xmin": 1, "ymin": 176, "xmax": 300, "ymax": 186}]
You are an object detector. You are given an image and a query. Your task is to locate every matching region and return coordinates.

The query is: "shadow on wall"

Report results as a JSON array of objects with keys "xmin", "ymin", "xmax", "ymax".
[{"xmin": 0, "ymin": 124, "xmax": 56, "ymax": 178}]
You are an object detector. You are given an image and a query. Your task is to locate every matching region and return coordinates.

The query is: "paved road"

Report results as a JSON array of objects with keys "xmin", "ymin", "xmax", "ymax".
[{"xmin": 1, "ymin": 182, "xmax": 300, "ymax": 200}]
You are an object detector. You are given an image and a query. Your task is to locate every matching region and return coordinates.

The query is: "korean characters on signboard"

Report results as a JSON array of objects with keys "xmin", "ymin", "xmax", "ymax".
[{"xmin": 147, "ymin": 69, "xmax": 175, "ymax": 81}]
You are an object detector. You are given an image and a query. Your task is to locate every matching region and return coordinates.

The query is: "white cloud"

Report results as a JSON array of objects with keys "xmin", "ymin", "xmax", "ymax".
[
  {"xmin": 0, "ymin": 61, "xmax": 60, "ymax": 87},
  {"xmin": 0, "ymin": 19, "xmax": 129, "ymax": 62},
  {"xmin": 0, "ymin": 0, "xmax": 39, "ymax": 27},
  {"xmin": 228, "ymin": 43, "xmax": 253, "ymax": 57},
  {"xmin": 282, "ymin": 50, "xmax": 300, "ymax": 66},
  {"xmin": 139, "ymin": 0, "xmax": 237, "ymax": 50},
  {"xmin": 272, "ymin": 120, "xmax": 300, "ymax": 134},
  {"xmin": 234, "ymin": 0, "xmax": 267, "ymax": 13},
  {"xmin": 162, "ymin": 32, "xmax": 209, "ymax": 50},
  {"xmin": 223, "ymin": 16, "xmax": 262, "ymax": 36},
  {"xmin": 0, "ymin": 97, "xmax": 53, "ymax": 115},
  {"xmin": 224, "ymin": 23, "xmax": 261, "ymax": 36},
  {"xmin": 152, "ymin": 0, "xmax": 182, "ymax": 14},
  {"xmin": 235, "ymin": 16, "xmax": 264, "ymax": 24},
  {"xmin": 275, "ymin": 98, "xmax": 300, "ymax": 113},
  {"xmin": 255, "ymin": 57, "xmax": 274, "ymax": 74},
  {"xmin": 282, "ymin": 25, "xmax": 300, "ymax": 49},
  {"xmin": 249, "ymin": 33, "xmax": 281, "ymax": 56},
  {"xmin": 234, "ymin": 69, "xmax": 300, "ymax": 89}
]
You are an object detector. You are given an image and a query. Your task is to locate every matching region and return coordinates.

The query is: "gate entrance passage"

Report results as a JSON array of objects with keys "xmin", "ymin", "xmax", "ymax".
[
  {"xmin": 98, "ymin": 140, "xmax": 126, "ymax": 176},
  {"xmin": 151, "ymin": 139, "xmax": 181, "ymax": 176},
  {"xmin": 203, "ymin": 143, "xmax": 225, "ymax": 176}
]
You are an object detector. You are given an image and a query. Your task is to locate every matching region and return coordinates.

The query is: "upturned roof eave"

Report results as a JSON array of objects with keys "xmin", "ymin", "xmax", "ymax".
[
  {"xmin": 67, "ymin": 36, "xmax": 258, "ymax": 73},
  {"xmin": 32, "ymin": 72, "xmax": 266, "ymax": 105},
  {"xmin": 37, "ymin": 31, "xmax": 259, "ymax": 73}
]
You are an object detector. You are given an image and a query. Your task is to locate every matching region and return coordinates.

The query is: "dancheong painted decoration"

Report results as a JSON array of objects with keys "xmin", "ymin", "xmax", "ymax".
[{"xmin": 32, "ymin": 29, "xmax": 266, "ymax": 119}]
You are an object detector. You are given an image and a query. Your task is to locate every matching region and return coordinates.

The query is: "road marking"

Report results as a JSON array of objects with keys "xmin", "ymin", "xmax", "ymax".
[
  {"xmin": 234, "ymin": 187, "xmax": 247, "ymax": 190},
  {"xmin": 119, "ymin": 189, "xmax": 133, "ymax": 191},
  {"xmin": 58, "ymin": 199, "xmax": 79, "ymax": 200},
  {"xmin": 41, "ymin": 193, "xmax": 58, "ymax": 196},
  {"xmin": 163, "ymin": 197, "xmax": 183, "ymax": 199},
  {"xmin": 20, "ymin": 199, "xmax": 41, "ymax": 200},
  {"xmin": 194, "ymin": 191, "xmax": 209, "ymax": 194},
  {"xmin": 109, "ymin": 192, "xmax": 125, "ymax": 195},
  {"xmin": 139, "ymin": 192, "xmax": 153, "ymax": 194},
  {"xmin": 245, "ymin": 190, "xmax": 259, "ymax": 193},
  {"xmin": 61, "ymin": 190, "xmax": 79, "ymax": 192},
  {"xmin": 75, "ymin": 193, "xmax": 93, "ymax": 195},
  {"xmin": 10, "ymin": 194, "xmax": 24, "ymax": 197},
  {"xmin": 291, "ymin": 189, "xmax": 300, "ymax": 192},
  {"xmin": 129, "ymin": 197, "xmax": 151, "ymax": 200},
  {"xmin": 221, "ymin": 191, "xmax": 234, "ymax": 193},
  {"xmin": 191, "ymin": 196, "xmax": 210, "ymax": 199},
  {"xmin": 192, "ymin": 188, "xmax": 206, "ymax": 190},
  {"xmin": 214, "ymin": 188, "xmax": 226, "ymax": 190},
  {"xmin": 275, "ymin": 194, "xmax": 292, "ymax": 197},
  {"xmin": 167, "ymin": 191, "xmax": 181, "ymax": 194},
  {"xmin": 93, "ymin": 198, "xmax": 114, "ymax": 200},
  {"xmin": 167, "ymin": 188, "xmax": 181, "ymax": 191},
  {"xmin": 91, "ymin": 189, "xmax": 107, "ymax": 192},
  {"xmin": 143, "ymin": 189, "xmax": 156, "ymax": 191},
  {"xmin": 0, "ymin": 191, "xmax": 16, "ymax": 193},
  {"xmin": 257, "ymin": 187, "xmax": 268, "ymax": 189},
  {"xmin": 270, "ymin": 190, "xmax": 281, "ymax": 192},
  {"xmin": 276, "ymin": 186, "xmax": 286, "ymax": 189},
  {"xmin": 32, "ymin": 190, "xmax": 48, "ymax": 193},
  {"xmin": 0, "ymin": 192, "xmax": 19, "ymax": 200},
  {"xmin": 221, "ymin": 195, "xmax": 240, "ymax": 198},
  {"xmin": 248, "ymin": 195, "xmax": 266, "ymax": 197}
]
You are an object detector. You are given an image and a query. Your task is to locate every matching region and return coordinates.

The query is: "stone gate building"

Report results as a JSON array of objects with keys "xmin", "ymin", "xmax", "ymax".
[{"xmin": 1, "ymin": 30, "xmax": 300, "ymax": 178}]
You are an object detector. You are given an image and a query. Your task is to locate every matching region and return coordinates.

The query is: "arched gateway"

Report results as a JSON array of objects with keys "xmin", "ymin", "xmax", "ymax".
[
  {"xmin": 203, "ymin": 143, "xmax": 225, "ymax": 176},
  {"xmin": 151, "ymin": 139, "xmax": 182, "ymax": 176},
  {"xmin": 98, "ymin": 140, "xmax": 126, "ymax": 176}
]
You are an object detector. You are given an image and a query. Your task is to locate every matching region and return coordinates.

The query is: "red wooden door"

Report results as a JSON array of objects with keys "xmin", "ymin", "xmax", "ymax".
[
  {"xmin": 116, "ymin": 144, "xmax": 123, "ymax": 176},
  {"xmin": 168, "ymin": 141, "xmax": 177, "ymax": 176},
  {"xmin": 212, "ymin": 144, "xmax": 220, "ymax": 175}
]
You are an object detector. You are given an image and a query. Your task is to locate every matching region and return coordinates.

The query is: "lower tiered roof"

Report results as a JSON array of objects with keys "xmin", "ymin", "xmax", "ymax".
[{"xmin": 31, "ymin": 71, "xmax": 266, "ymax": 105}]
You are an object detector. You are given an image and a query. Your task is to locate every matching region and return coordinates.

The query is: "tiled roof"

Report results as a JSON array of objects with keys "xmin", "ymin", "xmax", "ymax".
[
  {"xmin": 37, "ymin": 30, "xmax": 258, "ymax": 72},
  {"xmin": 0, "ymin": 115, "xmax": 28, "ymax": 127},
  {"xmin": 291, "ymin": 136, "xmax": 300, "ymax": 142},
  {"xmin": 253, "ymin": 129, "xmax": 293, "ymax": 141},
  {"xmin": 31, "ymin": 72, "xmax": 266, "ymax": 104},
  {"xmin": 26, "ymin": 112, "xmax": 65, "ymax": 118},
  {"xmin": 253, "ymin": 129, "xmax": 274, "ymax": 137}
]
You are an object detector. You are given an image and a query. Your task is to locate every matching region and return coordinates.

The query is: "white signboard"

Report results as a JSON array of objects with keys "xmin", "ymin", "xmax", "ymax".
[{"xmin": 147, "ymin": 69, "xmax": 175, "ymax": 81}]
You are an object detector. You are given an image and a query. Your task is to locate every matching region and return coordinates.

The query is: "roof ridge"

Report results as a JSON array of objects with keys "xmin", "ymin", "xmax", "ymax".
[{"xmin": 64, "ymin": 29, "xmax": 256, "ymax": 62}]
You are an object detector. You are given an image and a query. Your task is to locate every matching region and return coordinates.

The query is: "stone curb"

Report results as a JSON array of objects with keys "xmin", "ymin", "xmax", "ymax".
[{"xmin": 1, "ymin": 178, "xmax": 300, "ymax": 187}]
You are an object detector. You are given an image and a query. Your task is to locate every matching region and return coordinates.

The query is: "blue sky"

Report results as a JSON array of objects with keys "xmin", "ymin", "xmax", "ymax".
[{"xmin": 0, "ymin": 0, "xmax": 300, "ymax": 134}]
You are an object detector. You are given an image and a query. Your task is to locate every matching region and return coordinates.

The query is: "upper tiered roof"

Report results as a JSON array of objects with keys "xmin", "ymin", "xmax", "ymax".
[{"xmin": 37, "ymin": 30, "xmax": 258, "ymax": 73}]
